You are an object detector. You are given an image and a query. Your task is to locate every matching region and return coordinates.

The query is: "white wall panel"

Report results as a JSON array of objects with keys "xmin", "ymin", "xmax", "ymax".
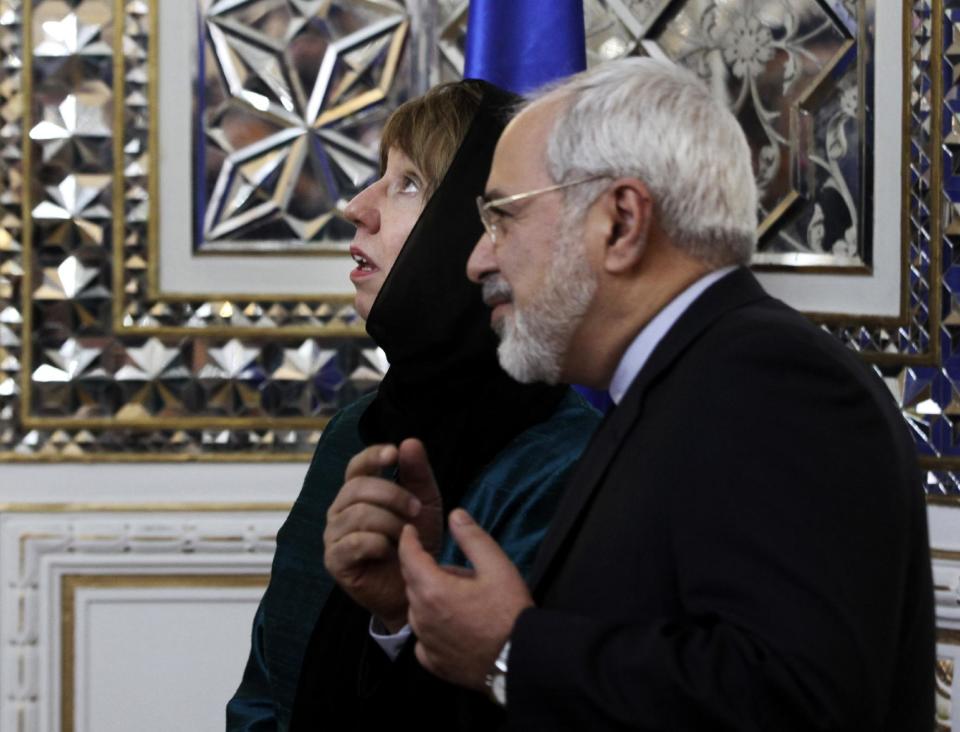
[
  {"xmin": 0, "ymin": 509, "xmax": 289, "ymax": 732},
  {"xmin": 75, "ymin": 584, "xmax": 263, "ymax": 732}
]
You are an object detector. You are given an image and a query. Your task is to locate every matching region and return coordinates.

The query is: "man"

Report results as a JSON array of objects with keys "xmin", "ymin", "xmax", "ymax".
[{"xmin": 394, "ymin": 57, "xmax": 935, "ymax": 730}]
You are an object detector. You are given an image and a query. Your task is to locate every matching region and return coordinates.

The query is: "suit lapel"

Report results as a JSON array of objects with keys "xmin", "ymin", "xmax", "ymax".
[{"xmin": 527, "ymin": 268, "xmax": 769, "ymax": 595}]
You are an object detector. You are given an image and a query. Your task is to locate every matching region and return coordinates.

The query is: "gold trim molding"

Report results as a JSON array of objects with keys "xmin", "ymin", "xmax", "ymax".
[{"xmin": 0, "ymin": 502, "xmax": 292, "ymax": 513}]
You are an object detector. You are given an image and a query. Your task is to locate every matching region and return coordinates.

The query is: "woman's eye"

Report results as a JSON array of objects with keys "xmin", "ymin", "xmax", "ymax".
[{"xmin": 400, "ymin": 176, "xmax": 421, "ymax": 194}]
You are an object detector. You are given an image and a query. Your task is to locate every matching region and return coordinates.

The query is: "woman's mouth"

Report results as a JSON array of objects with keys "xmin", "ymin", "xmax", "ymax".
[{"xmin": 350, "ymin": 247, "xmax": 378, "ymax": 279}]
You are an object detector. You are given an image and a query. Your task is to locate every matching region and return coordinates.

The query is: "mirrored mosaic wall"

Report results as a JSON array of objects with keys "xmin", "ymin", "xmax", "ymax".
[
  {"xmin": 194, "ymin": 0, "xmax": 872, "ymax": 265},
  {"xmin": 0, "ymin": 0, "xmax": 956, "ymax": 472}
]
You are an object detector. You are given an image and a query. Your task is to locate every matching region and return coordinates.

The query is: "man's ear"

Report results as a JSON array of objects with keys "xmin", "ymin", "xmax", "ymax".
[{"xmin": 594, "ymin": 179, "xmax": 652, "ymax": 274}]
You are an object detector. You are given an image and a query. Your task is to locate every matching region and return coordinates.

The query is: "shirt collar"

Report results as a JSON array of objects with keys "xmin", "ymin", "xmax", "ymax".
[{"xmin": 608, "ymin": 266, "xmax": 736, "ymax": 405}]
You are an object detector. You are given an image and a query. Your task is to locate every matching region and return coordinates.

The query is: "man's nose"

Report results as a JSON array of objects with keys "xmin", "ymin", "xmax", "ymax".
[{"xmin": 466, "ymin": 231, "xmax": 497, "ymax": 283}]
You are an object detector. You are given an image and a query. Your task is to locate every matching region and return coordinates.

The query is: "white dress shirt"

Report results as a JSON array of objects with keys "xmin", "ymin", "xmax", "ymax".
[
  {"xmin": 370, "ymin": 616, "xmax": 412, "ymax": 660},
  {"xmin": 608, "ymin": 266, "xmax": 735, "ymax": 405}
]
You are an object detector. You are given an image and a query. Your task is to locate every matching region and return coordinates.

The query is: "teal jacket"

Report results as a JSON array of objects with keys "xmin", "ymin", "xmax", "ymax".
[{"xmin": 227, "ymin": 389, "xmax": 599, "ymax": 730}]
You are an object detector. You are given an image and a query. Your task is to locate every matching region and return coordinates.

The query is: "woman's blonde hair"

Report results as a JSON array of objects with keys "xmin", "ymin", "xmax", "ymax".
[{"xmin": 379, "ymin": 80, "xmax": 485, "ymax": 197}]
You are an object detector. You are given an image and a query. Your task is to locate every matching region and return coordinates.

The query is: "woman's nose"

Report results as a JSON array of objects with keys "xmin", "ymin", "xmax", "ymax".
[{"xmin": 343, "ymin": 183, "xmax": 381, "ymax": 232}]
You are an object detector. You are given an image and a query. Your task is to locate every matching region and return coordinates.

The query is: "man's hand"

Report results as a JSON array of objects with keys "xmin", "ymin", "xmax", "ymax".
[
  {"xmin": 398, "ymin": 509, "xmax": 534, "ymax": 690},
  {"xmin": 324, "ymin": 439, "xmax": 443, "ymax": 632}
]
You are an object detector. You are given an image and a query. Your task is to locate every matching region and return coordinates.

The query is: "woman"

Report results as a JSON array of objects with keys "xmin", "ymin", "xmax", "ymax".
[{"xmin": 227, "ymin": 80, "xmax": 599, "ymax": 731}]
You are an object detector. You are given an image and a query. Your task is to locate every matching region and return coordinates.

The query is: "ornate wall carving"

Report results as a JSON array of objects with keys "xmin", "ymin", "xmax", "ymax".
[{"xmin": 0, "ymin": 508, "xmax": 284, "ymax": 731}]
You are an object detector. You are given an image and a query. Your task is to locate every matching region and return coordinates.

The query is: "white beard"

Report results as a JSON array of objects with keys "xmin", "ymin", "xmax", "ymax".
[{"xmin": 492, "ymin": 228, "xmax": 596, "ymax": 384}]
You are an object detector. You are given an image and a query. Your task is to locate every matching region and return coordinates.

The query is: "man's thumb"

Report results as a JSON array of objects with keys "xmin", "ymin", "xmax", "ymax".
[{"xmin": 448, "ymin": 509, "xmax": 501, "ymax": 570}]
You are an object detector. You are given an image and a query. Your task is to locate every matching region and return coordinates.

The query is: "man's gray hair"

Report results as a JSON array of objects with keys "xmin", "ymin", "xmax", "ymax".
[{"xmin": 529, "ymin": 57, "xmax": 758, "ymax": 267}]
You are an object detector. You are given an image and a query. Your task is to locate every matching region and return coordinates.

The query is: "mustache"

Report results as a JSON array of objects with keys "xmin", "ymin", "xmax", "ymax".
[{"xmin": 481, "ymin": 276, "xmax": 513, "ymax": 306}]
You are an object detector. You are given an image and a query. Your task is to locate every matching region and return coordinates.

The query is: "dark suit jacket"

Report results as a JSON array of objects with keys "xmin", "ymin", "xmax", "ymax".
[{"xmin": 506, "ymin": 268, "xmax": 935, "ymax": 731}]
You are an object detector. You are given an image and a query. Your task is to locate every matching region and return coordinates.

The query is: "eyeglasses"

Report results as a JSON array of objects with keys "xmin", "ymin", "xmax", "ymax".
[{"xmin": 475, "ymin": 175, "xmax": 608, "ymax": 244}]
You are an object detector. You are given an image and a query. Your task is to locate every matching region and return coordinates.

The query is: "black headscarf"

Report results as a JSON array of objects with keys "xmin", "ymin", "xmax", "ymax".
[
  {"xmin": 291, "ymin": 81, "xmax": 565, "ymax": 729},
  {"xmin": 358, "ymin": 79, "xmax": 566, "ymax": 508}
]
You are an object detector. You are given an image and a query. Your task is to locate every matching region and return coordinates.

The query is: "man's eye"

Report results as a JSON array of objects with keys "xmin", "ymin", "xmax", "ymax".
[{"xmin": 487, "ymin": 207, "xmax": 512, "ymax": 235}]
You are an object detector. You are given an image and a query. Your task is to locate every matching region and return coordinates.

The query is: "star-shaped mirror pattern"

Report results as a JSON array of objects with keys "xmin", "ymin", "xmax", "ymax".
[{"xmin": 199, "ymin": 0, "xmax": 409, "ymax": 252}]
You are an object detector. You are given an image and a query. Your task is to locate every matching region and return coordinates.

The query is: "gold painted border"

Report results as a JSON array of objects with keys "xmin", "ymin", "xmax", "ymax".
[
  {"xmin": 0, "ymin": 450, "xmax": 313, "ymax": 463},
  {"xmin": 103, "ymin": 323, "xmax": 360, "ymax": 337},
  {"xmin": 928, "ymin": 495, "xmax": 960, "ymax": 508},
  {"xmin": 18, "ymin": 0, "xmax": 34, "ymax": 432},
  {"xmin": 924, "ymin": 457, "xmax": 960, "ymax": 473},
  {"xmin": 110, "ymin": 0, "xmax": 125, "ymax": 334},
  {"xmin": 0, "ymin": 501, "xmax": 291, "ymax": 512},
  {"xmin": 940, "ymin": 628, "xmax": 960, "ymax": 644},
  {"xmin": 60, "ymin": 573, "xmax": 268, "ymax": 732},
  {"xmin": 21, "ymin": 414, "xmax": 330, "ymax": 429}
]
